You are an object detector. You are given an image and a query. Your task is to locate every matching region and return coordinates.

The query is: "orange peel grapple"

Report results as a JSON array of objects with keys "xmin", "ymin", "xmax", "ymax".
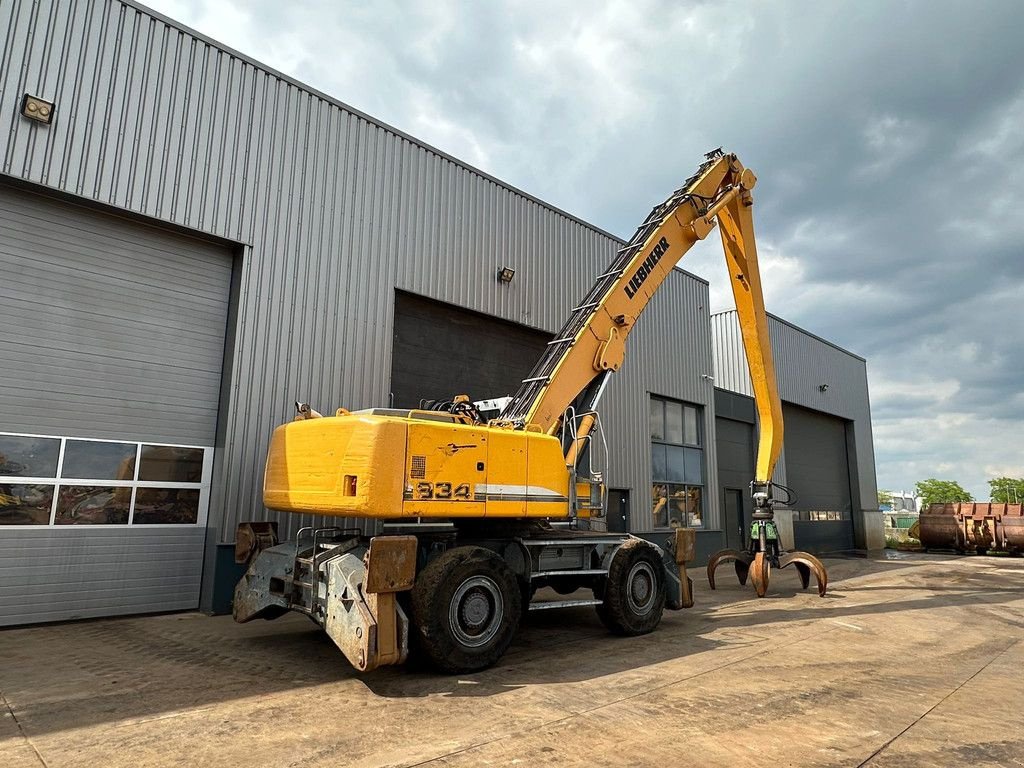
[{"xmin": 708, "ymin": 483, "xmax": 828, "ymax": 598}]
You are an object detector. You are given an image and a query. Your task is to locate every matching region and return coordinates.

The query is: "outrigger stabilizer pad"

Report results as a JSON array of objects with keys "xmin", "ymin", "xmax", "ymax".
[{"xmin": 707, "ymin": 548, "xmax": 828, "ymax": 598}]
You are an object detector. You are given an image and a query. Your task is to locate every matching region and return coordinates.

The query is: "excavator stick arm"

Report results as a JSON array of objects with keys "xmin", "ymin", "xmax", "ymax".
[{"xmin": 717, "ymin": 195, "xmax": 783, "ymax": 484}]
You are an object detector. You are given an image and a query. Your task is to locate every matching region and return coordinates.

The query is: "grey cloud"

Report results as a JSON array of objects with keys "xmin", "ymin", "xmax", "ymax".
[{"xmin": 146, "ymin": 0, "xmax": 1024, "ymax": 497}]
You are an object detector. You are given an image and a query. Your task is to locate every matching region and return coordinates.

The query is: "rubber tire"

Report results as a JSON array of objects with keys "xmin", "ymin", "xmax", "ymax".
[
  {"xmin": 595, "ymin": 539, "xmax": 666, "ymax": 636},
  {"xmin": 411, "ymin": 546, "xmax": 522, "ymax": 674}
]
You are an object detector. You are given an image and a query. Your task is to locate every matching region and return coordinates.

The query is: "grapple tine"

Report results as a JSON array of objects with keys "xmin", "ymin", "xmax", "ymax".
[
  {"xmin": 750, "ymin": 551, "xmax": 770, "ymax": 598},
  {"xmin": 792, "ymin": 561, "xmax": 811, "ymax": 589},
  {"xmin": 735, "ymin": 557, "xmax": 750, "ymax": 586},
  {"xmin": 778, "ymin": 551, "xmax": 828, "ymax": 597},
  {"xmin": 706, "ymin": 549, "xmax": 751, "ymax": 590}
]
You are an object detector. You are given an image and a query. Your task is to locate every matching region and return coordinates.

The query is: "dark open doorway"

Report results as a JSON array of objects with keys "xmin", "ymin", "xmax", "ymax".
[
  {"xmin": 723, "ymin": 487, "xmax": 746, "ymax": 550},
  {"xmin": 607, "ymin": 489, "xmax": 630, "ymax": 533}
]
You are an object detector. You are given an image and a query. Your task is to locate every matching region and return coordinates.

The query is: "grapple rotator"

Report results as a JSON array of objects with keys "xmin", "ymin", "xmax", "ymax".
[{"xmin": 707, "ymin": 482, "xmax": 828, "ymax": 598}]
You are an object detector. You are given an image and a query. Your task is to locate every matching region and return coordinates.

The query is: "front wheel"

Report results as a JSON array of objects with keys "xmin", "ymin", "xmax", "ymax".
[
  {"xmin": 411, "ymin": 546, "xmax": 521, "ymax": 674},
  {"xmin": 595, "ymin": 539, "xmax": 666, "ymax": 636}
]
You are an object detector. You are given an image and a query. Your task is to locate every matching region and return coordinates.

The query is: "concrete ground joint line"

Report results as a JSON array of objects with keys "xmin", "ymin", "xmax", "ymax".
[
  {"xmin": 404, "ymin": 586, "xmax": 922, "ymax": 767},
  {"xmin": 405, "ymin": 586, "xmax": 925, "ymax": 767},
  {"xmin": 1, "ymin": 689, "xmax": 49, "ymax": 768},
  {"xmin": 405, "ymin": 625, "xmax": 844, "ymax": 768},
  {"xmin": 854, "ymin": 638, "xmax": 1023, "ymax": 768}
]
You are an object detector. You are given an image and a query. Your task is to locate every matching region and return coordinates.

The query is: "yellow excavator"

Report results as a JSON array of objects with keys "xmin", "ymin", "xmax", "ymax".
[{"xmin": 233, "ymin": 149, "xmax": 827, "ymax": 674}]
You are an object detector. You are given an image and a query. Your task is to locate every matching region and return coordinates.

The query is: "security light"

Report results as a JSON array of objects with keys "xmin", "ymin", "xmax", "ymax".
[
  {"xmin": 21, "ymin": 94, "xmax": 55, "ymax": 125},
  {"xmin": 819, "ymin": 383, "xmax": 830, "ymax": 392},
  {"xmin": 497, "ymin": 266, "xmax": 515, "ymax": 284}
]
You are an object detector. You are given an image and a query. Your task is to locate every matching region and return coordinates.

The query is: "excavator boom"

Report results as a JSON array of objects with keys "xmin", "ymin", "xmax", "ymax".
[{"xmin": 499, "ymin": 150, "xmax": 781, "ymax": 485}]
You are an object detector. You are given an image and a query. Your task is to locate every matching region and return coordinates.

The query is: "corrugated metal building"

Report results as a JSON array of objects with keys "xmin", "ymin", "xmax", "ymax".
[
  {"xmin": 0, "ymin": 0, "xmax": 878, "ymax": 626},
  {"xmin": 712, "ymin": 311, "xmax": 881, "ymax": 553}
]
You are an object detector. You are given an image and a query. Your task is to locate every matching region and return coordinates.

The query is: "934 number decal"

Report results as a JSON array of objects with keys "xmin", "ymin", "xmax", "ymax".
[{"xmin": 415, "ymin": 482, "xmax": 472, "ymax": 500}]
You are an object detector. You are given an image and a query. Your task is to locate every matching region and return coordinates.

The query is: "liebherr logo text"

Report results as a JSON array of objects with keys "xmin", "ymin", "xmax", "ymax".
[{"xmin": 624, "ymin": 237, "xmax": 670, "ymax": 299}]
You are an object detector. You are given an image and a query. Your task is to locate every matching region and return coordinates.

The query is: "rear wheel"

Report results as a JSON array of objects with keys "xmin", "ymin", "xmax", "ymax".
[
  {"xmin": 411, "ymin": 546, "xmax": 521, "ymax": 674},
  {"xmin": 595, "ymin": 540, "xmax": 666, "ymax": 636}
]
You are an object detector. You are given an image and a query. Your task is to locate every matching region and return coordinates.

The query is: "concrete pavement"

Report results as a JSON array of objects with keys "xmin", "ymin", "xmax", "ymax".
[{"xmin": 2, "ymin": 552, "xmax": 1023, "ymax": 767}]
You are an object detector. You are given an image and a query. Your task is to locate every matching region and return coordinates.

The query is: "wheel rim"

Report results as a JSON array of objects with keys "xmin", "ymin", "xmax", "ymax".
[
  {"xmin": 448, "ymin": 575, "xmax": 504, "ymax": 648},
  {"xmin": 625, "ymin": 560, "xmax": 657, "ymax": 615}
]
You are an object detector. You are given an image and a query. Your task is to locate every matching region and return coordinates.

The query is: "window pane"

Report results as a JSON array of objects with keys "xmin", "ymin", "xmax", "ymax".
[
  {"xmin": 685, "ymin": 486, "xmax": 704, "ymax": 528},
  {"xmin": 54, "ymin": 486, "xmax": 130, "ymax": 525},
  {"xmin": 652, "ymin": 484, "xmax": 669, "ymax": 528},
  {"xmin": 664, "ymin": 401, "xmax": 683, "ymax": 444},
  {"xmin": 138, "ymin": 446, "xmax": 204, "ymax": 483},
  {"xmin": 684, "ymin": 406, "xmax": 699, "ymax": 445},
  {"xmin": 133, "ymin": 488, "xmax": 200, "ymax": 524},
  {"xmin": 649, "ymin": 399, "xmax": 665, "ymax": 441},
  {"xmin": 665, "ymin": 445, "xmax": 686, "ymax": 482},
  {"xmin": 0, "ymin": 436, "xmax": 60, "ymax": 478},
  {"xmin": 665, "ymin": 484, "xmax": 688, "ymax": 528},
  {"xmin": 62, "ymin": 440, "xmax": 136, "ymax": 480},
  {"xmin": 0, "ymin": 484, "xmax": 54, "ymax": 524},
  {"xmin": 651, "ymin": 443, "xmax": 667, "ymax": 481},
  {"xmin": 684, "ymin": 447, "xmax": 703, "ymax": 485}
]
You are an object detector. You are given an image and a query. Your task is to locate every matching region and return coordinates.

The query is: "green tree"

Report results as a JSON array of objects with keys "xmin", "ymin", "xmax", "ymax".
[
  {"xmin": 914, "ymin": 478, "xmax": 972, "ymax": 509},
  {"xmin": 989, "ymin": 477, "xmax": 1024, "ymax": 503},
  {"xmin": 877, "ymin": 489, "xmax": 893, "ymax": 507}
]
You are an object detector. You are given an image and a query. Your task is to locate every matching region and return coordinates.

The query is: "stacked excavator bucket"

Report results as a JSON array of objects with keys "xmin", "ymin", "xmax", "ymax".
[{"xmin": 919, "ymin": 502, "xmax": 1024, "ymax": 554}]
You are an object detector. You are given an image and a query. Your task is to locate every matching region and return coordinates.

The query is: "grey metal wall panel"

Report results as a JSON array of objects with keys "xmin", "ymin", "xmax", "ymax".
[
  {"xmin": 792, "ymin": 520, "xmax": 855, "ymax": 555},
  {"xmin": 0, "ymin": 527, "xmax": 204, "ymax": 626},
  {"xmin": 0, "ymin": 0, "xmax": 719, "ymax": 548},
  {"xmin": 0, "ymin": 183, "xmax": 232, "ymax": 444},
  {"xmin": 711, "ymin": 310, "xmax": 878, "ymax": 514},
  {"xmin": 602, "ymin": 271, "xmax": 719, "ymax": 532}
]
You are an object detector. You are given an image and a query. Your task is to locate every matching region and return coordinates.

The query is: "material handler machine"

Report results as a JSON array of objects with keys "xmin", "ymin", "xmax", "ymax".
[{"xmin": 233, "ymin": 150, "xmax": 828, "ymax": 673}]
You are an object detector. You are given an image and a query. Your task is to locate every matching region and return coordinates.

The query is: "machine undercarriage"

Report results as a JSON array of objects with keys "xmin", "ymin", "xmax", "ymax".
[{"xmin": 234, "ymin": 520, "xmax": 695, "ymax": 673}]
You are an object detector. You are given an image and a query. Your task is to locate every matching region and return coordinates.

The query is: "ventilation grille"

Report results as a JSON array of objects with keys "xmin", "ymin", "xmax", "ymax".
[{"xmin": 411, "ymin": 455, "xmax": 427, "ymax": 478}]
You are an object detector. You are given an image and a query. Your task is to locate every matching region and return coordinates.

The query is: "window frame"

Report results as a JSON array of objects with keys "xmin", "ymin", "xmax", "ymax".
[
  {"xmin": 0, "ymin": 431, "xmax": 213, "ymax": 529},
  {"xmin": 649, "ymin": 395, "xmax": 705, "ymax": 531}
]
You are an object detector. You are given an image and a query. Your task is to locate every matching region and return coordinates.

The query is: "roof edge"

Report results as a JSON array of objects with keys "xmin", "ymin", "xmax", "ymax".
[
  {"xmin": 710, "ymin": 309, "xmax": 867, "ymax": 362},
  {"xmin": 672, "ymin": 265, "xmax": 710, "ymax": 286}
]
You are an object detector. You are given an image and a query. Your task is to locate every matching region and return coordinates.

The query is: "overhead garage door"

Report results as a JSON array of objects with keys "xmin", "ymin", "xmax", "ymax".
[
  {"xmin": 783, "ymin": 403, "xmax": 855, "ymax": 552},
  {"xmin": 0, "ymin": 183, "xmax": 233, "ymax": 626},
  {"xmin": 390, "ymin": 291, "xmax": 550, "ymax": 408}
]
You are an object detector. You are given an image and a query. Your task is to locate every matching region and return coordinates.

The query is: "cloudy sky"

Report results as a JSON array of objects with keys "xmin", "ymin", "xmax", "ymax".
[{"xmin": 145, "ymin": 0, "xmax": 1023, "ymax": 500}]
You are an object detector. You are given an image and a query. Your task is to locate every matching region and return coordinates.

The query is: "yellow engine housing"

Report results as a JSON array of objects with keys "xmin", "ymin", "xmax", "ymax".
[{"xmin": 263, "ymin": 409, "xmax": 573, "ymax": 519}]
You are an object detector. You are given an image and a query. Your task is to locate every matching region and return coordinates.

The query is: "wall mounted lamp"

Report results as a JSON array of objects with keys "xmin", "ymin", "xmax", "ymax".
[
  {"xmin": 818, "ymin": 384, "xmax": 830, "ymax": 392},
  {"xmin": 21, "ymin": 94, "xmax": 55, "ymax": 125},
  {"xmin": 497, "ymin": 266, "xmax": 515, "ymax": 284}
]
